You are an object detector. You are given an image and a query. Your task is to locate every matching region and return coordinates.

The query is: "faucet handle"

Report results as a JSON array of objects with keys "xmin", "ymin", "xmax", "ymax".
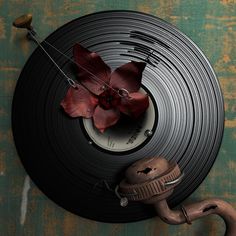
[{"xmin": 13, "ymin": 14, "xmax": 33, "ymax": 30}]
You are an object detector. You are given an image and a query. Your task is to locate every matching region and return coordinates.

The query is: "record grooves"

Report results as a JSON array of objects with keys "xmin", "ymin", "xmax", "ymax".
[{"xmin": 12, "ymin": 11, "xmax": 224, "ymax": 223}]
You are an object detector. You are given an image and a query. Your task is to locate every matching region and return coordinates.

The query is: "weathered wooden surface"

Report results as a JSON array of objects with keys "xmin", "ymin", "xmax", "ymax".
[{"xmin": 0, "ymin": 0, "xmax": 236, "ymax": 235}]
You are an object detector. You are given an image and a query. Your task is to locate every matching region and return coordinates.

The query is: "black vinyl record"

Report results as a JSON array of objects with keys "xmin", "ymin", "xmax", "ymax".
[{"xmin": 12, "ymin": 11, "xmax": 224, "ymax": 223}]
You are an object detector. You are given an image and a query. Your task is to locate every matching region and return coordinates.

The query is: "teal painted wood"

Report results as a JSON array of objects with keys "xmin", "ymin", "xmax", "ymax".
[{"xmin": 0, "ymin": 0, "xmax": 236, "ymax": 235}]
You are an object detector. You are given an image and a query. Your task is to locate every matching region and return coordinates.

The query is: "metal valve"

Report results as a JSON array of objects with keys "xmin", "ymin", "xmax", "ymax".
[{"xmin": 118, "ymin": 157, "xmax": 236, "ymax": 236}]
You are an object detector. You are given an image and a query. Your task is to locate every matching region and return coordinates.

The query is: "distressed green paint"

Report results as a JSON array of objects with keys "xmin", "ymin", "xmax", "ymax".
[{"xmin": 0, "ymin": 0, "xmax": 236, "ymax": 235}]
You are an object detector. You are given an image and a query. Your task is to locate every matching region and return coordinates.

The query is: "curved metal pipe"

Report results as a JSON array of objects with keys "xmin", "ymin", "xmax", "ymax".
[
  {"xmin": 154, "ymin": 199, "xmax": 236, "ymax": 236},
  {"xmin": 119, "ymin": 157, "xmax": 236, "ymax": 236}
]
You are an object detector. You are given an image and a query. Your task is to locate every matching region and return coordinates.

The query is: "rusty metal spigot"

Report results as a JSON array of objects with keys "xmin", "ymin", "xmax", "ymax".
[
  {"xmin": 13, "ymin": 14, "xmax": 33, "ymax": 30},
  {"xmin": 118, "ymin": 157, "xmax": 236, "ymax": 236}
]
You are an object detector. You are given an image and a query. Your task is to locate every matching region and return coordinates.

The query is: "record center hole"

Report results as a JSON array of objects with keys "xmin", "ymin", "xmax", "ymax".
[{"xmin": 137, "ymin": 167, "xmax": 152, "ymax": 174}]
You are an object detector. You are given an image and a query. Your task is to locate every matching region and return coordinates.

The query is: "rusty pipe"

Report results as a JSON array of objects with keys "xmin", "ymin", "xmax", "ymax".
[
  {"xmin": 154, "ymin": 198, "xmax": 236, "ymax": 236},
  {"xmin": 118, "ymin": 157, "xmax": 236, "ymax": 236}
]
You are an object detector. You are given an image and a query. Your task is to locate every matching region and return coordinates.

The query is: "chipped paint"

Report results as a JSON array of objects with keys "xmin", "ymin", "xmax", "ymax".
[
  {"xmin": 0, "ymin": 150, "xmax": 6, "ymax": 175},
  {"xmin": 137, "ymin": 4, "xmax": 152, "ymax": 13},
  {"xmin": 232, "ymin": 131, "xmax": 236, "ymax": 139},
  {"xmin": 205, "ymin": 24, "xmax": 215, "ymax": 30},
  {"xmin": 62, "ymin": 0, "xmax": 84, "ymax": 15},
  {"xmin": 206, "ymin": 15, "xmax": 236, "ymax": 21},
  {"xmin": 156, "ymin": 0, "xmax": 180, "ymax": 20},
  {"xmin": 219, "ymin": 78, "xmax": 236, "ymax": 99},
  {"xmin": 225, "ymin": 119, "xmax": 236, "ymax": 128},
  {"xmin": 0, "ymin": 66, "xmax": 20, "ymax": 71},
  {"xmin": 42, "ymin": 206, "xmax": 60, "ymax": 235},
  {"xmin": 220, "ymin": 0, "xmax": 236, "ymax": 4},
  {"xmin": 0, "ymin": 107, "xmax": 7, "ymax": 117},
  {"xmin": 20, "ymin": 37, "xmax": 31, "ymax": 57},
  {"xmin": 224, "ymin": 101, "xmax": 229, "ymax": 112},
  {"xmin": 228, "ymin": 65, "xmax": 236, "ymax": 73},
  {"xmin": 63, "ymin": 212, "xmax": 78, "ymax": 236},
  {"xmin": 0, "ymin": 130, "xmax": 12, "ymax": 143},
  {"xmin": 10, "ymin": 27, "xmax": 18, "ymax": 43},
  {"xmin": 20, "ymin": 175, "xmax": 31, "ymax": 225},
  {"xmin": 228, "ymin": 160, "xmax": 236, "ymax": 170},
  {"xmin": 223, "ymin": 192, "xmax": 236, "ymax": 200},
  {"xmin": 152, "ymin": 218, "xmax": 169, "ymax": 236},
  {"xmin": 0, "ymin": 131, "xmax": 5, "ymax": 142},
  {"xmin": 223, "ymin": 54, "xmax": 231, "ymax": 63},
  {"xmin": 215, "ymin": 30, "xmax": 236, "ymax": 74},
  {"xmin": 9, "ymin": 26, "xmax": 31, "ymax": 56},
  {"xmin": 1, "ymin": 79, "xmax": 17, "ymax": 95},
  {"xmin": 0, "ymin": 17, "xmax": 6, "ymax": 39}
]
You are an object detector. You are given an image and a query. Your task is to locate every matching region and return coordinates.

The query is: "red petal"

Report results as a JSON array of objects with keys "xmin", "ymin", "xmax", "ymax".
[
  {"xmin": 110, "ymin": 61, "xmax": 146, "ymax": 93},
  {"xmin": 118, "ymin": 92, "xmax": 149, "ymax": 118},
  {"xmin": 73, "ymin": 44, "xmax": 111, "ymax": 95},
  {"xmin": 61, "ymin": 85, "xmax": 98, "ymax": 118},
  {"xmin": 93, "ymin": 106, "xmax": 120, "ymax": 133}
]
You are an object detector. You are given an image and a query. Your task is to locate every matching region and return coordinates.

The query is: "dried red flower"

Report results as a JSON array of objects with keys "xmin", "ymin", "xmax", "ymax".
[{"xmin": 61, "ymin": 44, "xmax": 149, "ymax": 132}]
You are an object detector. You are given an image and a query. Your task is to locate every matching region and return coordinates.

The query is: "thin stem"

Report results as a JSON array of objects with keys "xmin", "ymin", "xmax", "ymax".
[
  {"xmin": 35, "ymin": 33, "xmax": 125, "ymax": 96},
  {"xmin": 28, "ymin": 31, "xmax": 77, "ymax": 88}
]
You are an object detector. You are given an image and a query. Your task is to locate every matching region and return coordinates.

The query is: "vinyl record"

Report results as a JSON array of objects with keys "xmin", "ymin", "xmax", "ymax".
[{"xmin": 12, "ymin": 11, "xmax": 224, "ymax": 223}]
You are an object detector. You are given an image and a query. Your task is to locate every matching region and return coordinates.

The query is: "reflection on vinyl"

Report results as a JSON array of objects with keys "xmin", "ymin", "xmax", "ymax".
[{"xmin": 12, "ymin": 11, "xmax": 224, "ymax": 223}]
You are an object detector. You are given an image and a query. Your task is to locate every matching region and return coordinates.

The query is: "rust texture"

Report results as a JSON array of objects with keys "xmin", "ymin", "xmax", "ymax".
[{"xmin": 119, "ymin": 157, "xmax": 236, "ymax": 236}]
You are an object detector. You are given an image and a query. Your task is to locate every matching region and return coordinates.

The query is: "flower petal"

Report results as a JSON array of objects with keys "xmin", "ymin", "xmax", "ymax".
[
  {"xmin": 61, "ymin": 85, "xmax": 98, "ymax": 118},
  {"xmin": 73, "ymin": 43, "xmax": 111, "ymax": 95},
  {"xmin": 93, "ymin": 106, "xmax": 120, "ymax": 133},
  {"xmin": 110, "ymin": 61, "xmax": 146, "ymax": 93},
  {"xmin": 118, "ymin": 92, "xmax": 149, "ymax": 118}
]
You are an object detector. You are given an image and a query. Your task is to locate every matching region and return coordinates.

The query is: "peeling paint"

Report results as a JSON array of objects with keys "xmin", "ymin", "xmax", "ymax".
[
  {"xmin": 137, "ymin": 4, "xmax": 152, "ymax": 14},
  {"xmin": 43, "ymin": 206, "xmax": 59, "ymax": 235},
  {"xmin": 63, "ymin": 0, "xmax": 83, "ymax": 14},
  {"xmin": 223, "ymin": 192, "xmax": 236, "ymax": 200},
  {"xmin": 206, "ymin": 15, "xmax": 236, "ymax": 21},
  {"xmin": 228, "ymin": 160, "xmax": 236, "ymax": 170},
  {"xmin": 153, "ymin": 218, "xmax": 169, "ymax": 236},
  {"xmin": 0, "ymin": 150, "xmax": 6, "ymax": 174},
  {"xmin": 0, "ymin": 66, "xmax": 20, "ymax": 71},
  {"xmin": 232, "ymin": 105, "xmax": 236, "ymax": 112},
  {"xmin": 224, "ymin": 101, "xmax": 229, "ymax": 112},
  {"xmin": 0, "ymin": 130, "xmax": 12, "ymax": 143},
  {"xmin": 20, "ymin": 175, "xmax": 31, "ymax": 225},
  {"xmin": 228, "ymin": 65, "xmax": 236, "ymax": 73},
  {"xmin": 0, "ymin": 107, "xmax": 7, "ymax": 117},
  {"xmin": 31, "ymin": 185, "xmax": 43, "ymax": 197},
  {"xmin": 10, "ymin": 27, "xmax": 18, "ymax": 43},
  {"xmin": 159, "ymin": 0, "xmax": 180, "ymax": 19},
  {"xmin": 219, "ymin": 78, "xmax": 236, "ymax": 99},
  {"xmin": 20, "ymin": 37, "xmax": 31, "ymax": 57},
  {"xmin": 232, "ymin": 131, "xmax": 236, "ymax": 139},
  {"xmin": 0, "ymin": 17, "xmax": 6, "ymax": 39},
  {"xmin": 1, "ymin": 79, "xmax": 17, "ymax": 95},
  {"xmin": 223, "ymin": 54, "xmax": 231, "ymax": 63},
  {"xmin": 63, "ymin": 212, "xmax": 78, "ymax": 236},
  {"xmin": 225, "ymin": 119, "xmax": 236, "ymax": 128},
  {"xmin": 215, "ymin": 30, "xmax": 236, "ymax": 74},
  {"xmin": 220, "ymin": 0, "xmax": 236, "ymax": 4},
  {"xmin": 205, "ymin": 24, "xmax": 215, "ymax": 30}
]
